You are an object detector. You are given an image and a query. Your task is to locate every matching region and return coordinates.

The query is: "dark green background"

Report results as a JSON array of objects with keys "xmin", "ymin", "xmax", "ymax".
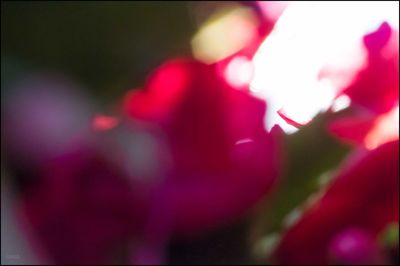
[{"xmin": 1, "ymin": 1, "xmax": 196, "ymax": 106}]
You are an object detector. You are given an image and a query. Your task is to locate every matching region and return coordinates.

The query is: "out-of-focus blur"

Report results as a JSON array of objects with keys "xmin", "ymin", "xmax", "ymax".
[{"xmin": 1, "ymin": 1, "xmax": 399, "ymax": 265}]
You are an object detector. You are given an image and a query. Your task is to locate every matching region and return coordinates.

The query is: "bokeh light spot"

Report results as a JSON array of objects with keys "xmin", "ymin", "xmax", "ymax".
[
  {"xmin": 92, "ymin": 115, "xmax": 119, "ymax": 131},
  {"xmin": 191, "ymin": 6, "xmax": 258, "ymax": 64},
  {"xmin": 224, "ymin": 56, "xmax": 254, "ymax": 89}
]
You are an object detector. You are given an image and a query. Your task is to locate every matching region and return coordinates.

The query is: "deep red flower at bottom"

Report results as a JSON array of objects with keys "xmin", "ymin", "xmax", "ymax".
[{"xmin": 275, "ymin": 140, "xmax": 399, "ymax": 265}]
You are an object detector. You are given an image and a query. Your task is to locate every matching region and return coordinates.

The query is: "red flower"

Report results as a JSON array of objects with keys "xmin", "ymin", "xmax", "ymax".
[
  {"xmin": 327, "ymin": 106, "xmax": 399, "ymax": 150},
  {"xmin": 124, "ymin": 58, "xmax": 282, "ymax": 238},
  {"xmin": 340, "ymin": 22, "xmax": 399, "ymax": 114},
  {"xmin": 327, "ymin": 22, "xmax": 399, "ymax": 149},
  {"xmin": 275, "ymin": 140, "xmax": 399, "ymax": 264}
]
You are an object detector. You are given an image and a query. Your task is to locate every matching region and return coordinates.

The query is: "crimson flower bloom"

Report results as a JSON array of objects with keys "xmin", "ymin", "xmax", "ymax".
[
  {"xmin": 340, "ymin": 22, "xmax": 399, "ymax": 114},
  {"xmin": 275, "ymin": 140, "xmax": 399, "ymax": 265},
  {"xmin": 124, "ymin": 58, "xmax": 282, "ymax": 239},
  {"xmin": 327, "ymin": 22, "xmax": 399, "ymax": 149}
]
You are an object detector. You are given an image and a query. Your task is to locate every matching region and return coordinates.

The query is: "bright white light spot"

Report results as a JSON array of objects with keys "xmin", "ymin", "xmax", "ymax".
[
  {"xmin": 224, "ymin": 56, "xmax": 254, "ymax": 88},
  {"xmin": 251, "ymin": 1, "xmax": 399, "ymax": 134},
  {"xmin": 332, "ymin": 95, "xmax": 352, "ymax": 112}
]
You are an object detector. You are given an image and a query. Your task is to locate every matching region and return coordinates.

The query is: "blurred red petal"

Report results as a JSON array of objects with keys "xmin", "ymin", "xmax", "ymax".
[
  {"xmin": 328, "ymin": 106, "xmax": 399, "ymax": 149},
  {"xmin": 123, "ymin": 59, "xmax": 190, "ymax": 122},
  {"xmin": 341, "ymin": 22, "xmax": 399, "ymax": 114},
  {"xmin": 124, "ymin": 58, "xmax": 282, "ymax": 237},
  {"xmin": 275, "ymin": 140, "xmax": 399, "ymax": 264}
]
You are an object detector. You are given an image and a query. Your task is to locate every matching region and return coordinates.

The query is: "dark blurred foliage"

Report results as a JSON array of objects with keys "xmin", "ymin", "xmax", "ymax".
[
  {"xmin": 168, "ymin": 110, "xmax": 352, "ymax": 265},
  {"xmin": 168, "ymin": 220, "xmax": 252, "ymax": 265},
  {"xmin": 249, "ymin": 110, "xmax": 351, "ymax": 264},
  {"xmin": 1, "ymin": 1, "xmax": 195, "ymax": 106}
]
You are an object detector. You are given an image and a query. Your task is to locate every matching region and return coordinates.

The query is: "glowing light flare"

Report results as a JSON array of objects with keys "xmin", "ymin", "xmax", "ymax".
[
  {"xmin": 365, "ymin": 106, "xmax": 399, "ymax": 150},
  {"xmin": 223, "ymin": 56, "xmax": 254, "ymax": 89},
  {"xmin": 250, "ymin": 1, "xmax": 399, "ymax": 134},
  {"xmin": 331, "ymin": 95, "xmax": 352, "ymax": 113},
  {"xmin": 191, "ymin": 7, "xmax": 259, "ymax": 64},
  {"xmin": 92, "ymin": 115, "xmax": 120, "ymax": 131}
]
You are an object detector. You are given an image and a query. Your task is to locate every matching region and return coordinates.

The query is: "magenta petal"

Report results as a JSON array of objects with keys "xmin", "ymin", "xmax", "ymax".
[
  {"xmin": 328, "ymin": 228, "xmax": 387, "ymax": 265},
  {"xmin": 124, "ymin": 58, "xmax": 282, "ymax": 237}
]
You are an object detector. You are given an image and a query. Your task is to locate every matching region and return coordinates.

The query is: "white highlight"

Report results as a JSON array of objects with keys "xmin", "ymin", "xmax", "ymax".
[
  {"xmin": 332, "ymin": 95, "xmax": 352, "ymax": 113},
  {"xmin": 251, "ymin": 1, "xmax": 399, "ymax": 134},
  {"xmin": 224, "ymin": 56, "xmax": 254, "ymax": 88}
]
